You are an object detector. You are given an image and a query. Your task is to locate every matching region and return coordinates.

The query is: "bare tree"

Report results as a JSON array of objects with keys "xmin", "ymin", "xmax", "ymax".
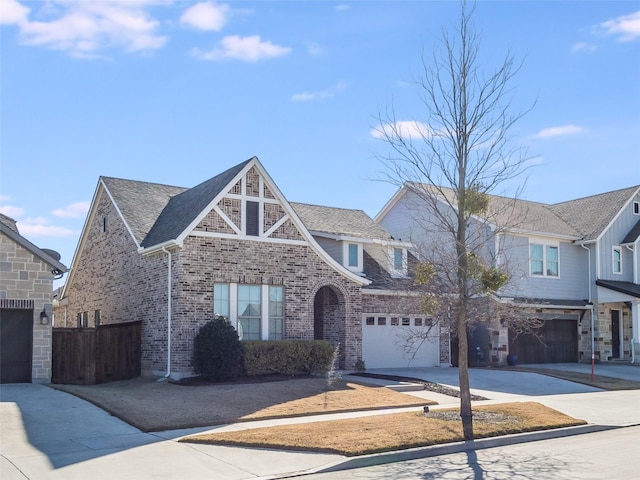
[{"xmin": 374, "ymin": 1, "xmax": 534, "ymax": 440}]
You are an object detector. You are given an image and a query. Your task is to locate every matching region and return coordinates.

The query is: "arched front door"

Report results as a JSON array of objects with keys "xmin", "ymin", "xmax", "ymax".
[{"xmin": 313, "ymin": 285, "xmax": 346, "ymax": 367}]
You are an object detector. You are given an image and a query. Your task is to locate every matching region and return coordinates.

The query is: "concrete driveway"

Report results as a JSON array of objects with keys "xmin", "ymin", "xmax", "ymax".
[{"xmin": 1, "ymin": 364, "xmax": 639, "ymax": 479}]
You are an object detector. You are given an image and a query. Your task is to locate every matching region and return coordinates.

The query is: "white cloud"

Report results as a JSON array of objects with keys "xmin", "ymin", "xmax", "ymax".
[
  {"xmin": 6, "ymin": 0, "xmax": 167, "ymax": 57},
  {"xmin": 599, "ymin": 10, "xmax": 640, "ymax": 42},
  {"xmin": 0, "ymin": 205, "xmax": 25, "ymax": 218},
  {"xmin": 370, "ymin": 121, "xmax": 434, "ymax": 140},
  {"xmin": 571, "ymin": 42, "xmax": 597, "ymax": 54},
  {"xmin": 18, "ymin": 223, "xmax": 76, "ymax": 238},
  {"xmin": 335, "ymin": 4, "xmax": 350, "ymax": 12},
  {"xmin": 291, "ymin": 82, "xmax": 348, "ymax": 102},
  {"xmin": 52, "ymin": 201, "xmax": 90, "ymax": 218},
  {"xmin": 533, "ymin": 125, "xmax": 585, "ymax": 139},
  {"xmin": 180, "ymin": 2, "xmax": 229, "ymax": 31},
  {"xmin": 0, "ymin": 0, "xmax": 30, "ymax": 25},
  {"xmin": 192, "ymin": 35, "xmax": 291, "ymax": 62}
]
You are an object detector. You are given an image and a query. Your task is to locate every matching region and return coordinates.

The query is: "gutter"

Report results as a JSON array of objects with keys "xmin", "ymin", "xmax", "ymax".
[
  {"xmin": 161, "ymin": 246, "xmax": 172, "ymax": 380},
  {"xmin": 580, "ymin": 243, "xmax": 596, "ymax": 381}
]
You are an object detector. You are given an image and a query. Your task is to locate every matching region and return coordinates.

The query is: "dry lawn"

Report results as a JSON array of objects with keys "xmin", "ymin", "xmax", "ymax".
[
  {"xmin": 51, "ymin": 376, "xmax": 431, "ymax": 432},
  {"xmin": 181, "ymin": 402, "xmax": 586, "ymax": 456}
]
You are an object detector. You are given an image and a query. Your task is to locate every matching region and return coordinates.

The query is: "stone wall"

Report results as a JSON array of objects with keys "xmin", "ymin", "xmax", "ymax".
[{"xmin": 0, "ymin": 233, "xmax": 56, "ymax": 383}]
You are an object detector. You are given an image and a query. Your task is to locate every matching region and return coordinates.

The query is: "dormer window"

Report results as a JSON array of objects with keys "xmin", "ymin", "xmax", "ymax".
[
  {"xmin": 344, "ymin": 242, "xmax": 362, "ymax": 272},
  {"xmin": 390, "ymin": 247, "xmax": 407, "ymax": 277}
]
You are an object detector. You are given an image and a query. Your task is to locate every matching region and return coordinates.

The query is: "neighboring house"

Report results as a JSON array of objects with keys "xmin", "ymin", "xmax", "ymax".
[
  {"xmin": 58, "ymin": 157, "xmax": 449, "ymax": 380},
  {"xmin": 0, "ymin": 213, "xmax": 67, "ymax": 383},
  {"xmin": 376, "ymin": 183, "xmax": 640, "ymax": 365}
]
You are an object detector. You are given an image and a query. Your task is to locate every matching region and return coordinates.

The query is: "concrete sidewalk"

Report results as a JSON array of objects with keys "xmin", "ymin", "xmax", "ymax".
[{"xmin": 1, "ymin": 365, "xmax": 639, "ymax": 480}]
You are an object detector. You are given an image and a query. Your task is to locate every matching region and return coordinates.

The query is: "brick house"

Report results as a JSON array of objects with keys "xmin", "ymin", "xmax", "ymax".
[
  {"xmin": 1, "ymin": 214, "xmax": 67, "ymax": 383},
  {"xmin": 58, "ymin": 157, "xmax": 449, "ymax": 379}
]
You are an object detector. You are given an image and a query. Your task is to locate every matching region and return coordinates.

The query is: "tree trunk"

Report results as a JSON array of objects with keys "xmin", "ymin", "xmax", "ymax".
[{"xmin": 457, "ymin": 306, "xmax": 474, "ymax": 440}]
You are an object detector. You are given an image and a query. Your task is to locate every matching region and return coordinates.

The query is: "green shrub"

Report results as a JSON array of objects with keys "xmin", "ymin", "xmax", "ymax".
[
  {"xmin": 242, "ymin": 340, "xmax": 334, "ymax": 377},
  {"xmin": 192, "ymin": 317, "xmax": 243, "ymax": 382}
]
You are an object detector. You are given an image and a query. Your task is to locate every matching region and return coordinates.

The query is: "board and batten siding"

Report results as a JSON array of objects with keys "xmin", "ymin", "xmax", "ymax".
[{"xmin": 597, "ymin": 195, "xmax": 640, "ymax": 282}]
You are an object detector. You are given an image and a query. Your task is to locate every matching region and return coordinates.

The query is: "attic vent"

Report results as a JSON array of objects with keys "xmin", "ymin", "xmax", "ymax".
[{"xmin": 246, "ymin": 201, "xmax": 259, "ymax": 236}]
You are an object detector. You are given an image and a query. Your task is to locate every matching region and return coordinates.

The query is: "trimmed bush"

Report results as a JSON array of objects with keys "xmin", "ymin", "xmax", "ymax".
[
  {"xmin": 192, "ymin": 317, "xmax": 243, "ymax": 382},
  {"xmin": 242, "ymin": 340, "xmax": 334, "ymax": 377}
]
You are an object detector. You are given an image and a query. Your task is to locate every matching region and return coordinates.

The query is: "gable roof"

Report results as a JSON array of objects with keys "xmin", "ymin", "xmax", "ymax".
[
  {"xmin": 141, "ymin": 160, "xmax": 251, "ymax": 248},
  {"xmin": 102, "ymin": 177, "xmax": 186, "ymax": 245},
  {"xmin": 547, "ymin": 185, "xmax": 640, "ymax": 241},
  {"xmin": 0, "ymin": 220, "xmax": 67, "ymax": 275},
  {"xmin": 622, "ymin": 219, "xmax": 640, "ymax": 244},
  {"xmin": 378, "ymin": 183, "xmax": 640, "ymax": 241},
  {"xmin": 290, "ymin": 202, "xmax": 396, "ymax": 242}
]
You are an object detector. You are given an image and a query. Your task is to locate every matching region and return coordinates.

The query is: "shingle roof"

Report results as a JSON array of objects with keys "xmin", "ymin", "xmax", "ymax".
[
  {"xmin": 596, "ymin": 279, "xmax": 640, "ymax": 298},
  {"xmin": 622, "ymin": 219, "xmax": 640, "ymax": 244},
  {"xmin": 290, "ymin": 202, "xmax": 393, "ymax": 241},
  {"xmin": 411, "ymin": 184, "xmax": 580, "ymax": 237},
  {"xmin": 547, "ymin": 186, "xmax": 640, "ymax": 241},
  {"xmin": 141, "ymin": 160, "xmax": 251, "ymax": 247},
  {"xmin": 410, "ymin": 183, "xmax": 640, "ymax": 240},
  {"xmin": 102, "ymin": 177, "xmax": 187, "ymax": 245},
  {"xmin": 0, "ymin": 213, "xmax": 19, "ymax": 233}
]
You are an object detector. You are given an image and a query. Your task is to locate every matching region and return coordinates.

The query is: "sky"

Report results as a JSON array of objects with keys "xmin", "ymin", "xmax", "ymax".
[{"xmin": 1, "ymin": 0, "xmax": 639, "ymax": 288}]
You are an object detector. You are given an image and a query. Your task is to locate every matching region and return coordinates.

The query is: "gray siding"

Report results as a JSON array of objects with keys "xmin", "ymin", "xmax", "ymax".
[
  {"xmin": 499, "ymin": 234, "xmax": 588, "ymax": 301},
  {"xmin": 315, "ymin": 236, "xmax": 343, "ymax": 264},
  {"xmin": 598, "ymin": 193, "xmax": 640, "ymax": 282}
]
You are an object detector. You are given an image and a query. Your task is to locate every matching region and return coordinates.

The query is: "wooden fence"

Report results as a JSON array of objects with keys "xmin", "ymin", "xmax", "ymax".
[{"xmin": 52, "ymin": 321, "xmax": 141, "ymax": 385}]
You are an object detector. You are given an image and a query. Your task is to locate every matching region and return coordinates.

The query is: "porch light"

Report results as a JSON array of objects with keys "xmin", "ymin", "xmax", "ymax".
[{"xmin": 39, "ymin": 309, "xmax": 49, "ymax": 325}]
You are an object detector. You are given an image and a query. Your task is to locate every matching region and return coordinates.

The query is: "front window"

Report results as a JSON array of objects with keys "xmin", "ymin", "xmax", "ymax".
[
  {"xmin": 213, "ymin": 284, "xmax": 230, "ymax": 320},
  {"xmin": 530, "ymin": 242, "xmax": 559, "ymax": 277},
  {"xmin": 238, "ymin": 285, "xmax": 261, "ymax": 340},
  {"xmin": 613, "ymin": 247, "xmax": 622, "ymax": 274},
  {"xmin": 214, "ymin": 283, "xmax": 284, "ymax": 341},
  {"xmin": 268, "ymin": 286, "xmax": 284, "ymax": 339}
]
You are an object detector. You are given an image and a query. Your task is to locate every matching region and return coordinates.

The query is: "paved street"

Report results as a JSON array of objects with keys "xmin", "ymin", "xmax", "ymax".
[
  {"xmin": 1, "ymin": 364, "xmax": 639, "ymax": 479},
  {"xmin": 303, "ymin": 425, "xmax": 640, "ymax": 479}
]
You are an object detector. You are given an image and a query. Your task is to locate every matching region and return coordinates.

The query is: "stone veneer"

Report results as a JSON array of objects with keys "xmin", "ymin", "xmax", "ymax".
[{"xmin": 0, "ymin": 233, "xmax": 57, "ymax": 383}]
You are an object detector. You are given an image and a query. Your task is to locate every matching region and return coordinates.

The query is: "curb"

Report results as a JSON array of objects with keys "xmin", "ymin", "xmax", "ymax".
[{"xmin": 290, "ymin": 424, "xmax": 622, "ymax": 477}]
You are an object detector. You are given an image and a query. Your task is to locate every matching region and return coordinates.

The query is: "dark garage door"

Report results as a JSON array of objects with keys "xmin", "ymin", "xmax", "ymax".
[
  {"xmin": 509, "ymin": 319, "xmax": 578, "ymax": 364},
  {"xmin": 0, "ymin": 309, "xmax": 33, "ymax": 383}
]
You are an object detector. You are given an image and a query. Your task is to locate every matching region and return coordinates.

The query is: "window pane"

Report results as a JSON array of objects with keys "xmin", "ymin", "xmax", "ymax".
[
  {"xmin": 213, "ymin": 284, "xmax": 230, "ymax": 319},
  {"xmin": 394, "ymin": 248, "xmax": 403, "ymax": 269},
  {"xmin": 238, "ymin": 285, "xmax": 261, "ymax": 340},
  {"xmin": 348, "ymin": 244, "xmax": 358, "ymax": 267},
  {"xmin": 269, "ymin": 286, "xmax": 283, "ymax": 317},
  {"xmin": 530, "ymin": 244, "xmax": 543, "ymax": 275},
  {"xmin": 613, "ymin": 248, "xmax": 621, "ymax": 273},
  {"xmin": 268, "ymin": 286, "xmax": 284, "ymax": 339},
  {"xmin": 546, "ymin": 246, "xmax": 559, "ymax": 276}
]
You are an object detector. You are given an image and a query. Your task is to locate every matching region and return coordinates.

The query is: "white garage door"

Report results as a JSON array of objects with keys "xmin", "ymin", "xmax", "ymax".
[{"xmin": 362, "ymin": 315, "xmax": 440, "ymax": 369}]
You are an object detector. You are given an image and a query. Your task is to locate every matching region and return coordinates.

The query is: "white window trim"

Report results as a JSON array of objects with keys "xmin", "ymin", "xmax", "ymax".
[
  {"xmin": 529, "ymin": 239, "xmax": 560, "ymax": 278},
  {"xmin": 215, "ymin": 283, "xmax": 285, "ymax": 341},
  {"xmin": 612, "ymin": 246, "xmax": 622, "ymax": 275},
  {"xmin": 389, "ymin": 247, "xmax": 408, "ymax": 278},
  {"xmin": 344, "ymin": 242, "xmax": 363, "ymax": 273},
  {"xmin": 633, "ymin": 201, "xmax": 639, "ymax": 215}
]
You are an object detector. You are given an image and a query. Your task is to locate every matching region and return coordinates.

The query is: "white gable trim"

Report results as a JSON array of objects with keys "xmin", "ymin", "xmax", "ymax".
[
  {"xmin": 212, "ymin": 204, "xmax": 242, "ymax": 235},
  {"xmin": 596, "ymin": 186, "xmax": 640, "ymax": 243}
]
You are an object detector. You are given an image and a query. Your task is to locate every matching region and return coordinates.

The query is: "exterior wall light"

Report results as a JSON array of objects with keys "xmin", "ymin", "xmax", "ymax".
[{"xmin": 40, "ymin": 309, "xmax": 50, "ymax": 325}]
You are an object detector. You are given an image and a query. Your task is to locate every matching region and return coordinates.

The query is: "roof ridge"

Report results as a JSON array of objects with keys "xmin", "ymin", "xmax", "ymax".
[
  {"xmin": 290, "ymin": 201, "xmax": 367, "ymax": 214},
  {"xmin": 101, "ymin": 175, "xmax": 186, "ymax": 191},
  {"xmin": 550, "ymin": 185, "xmax": 640, "ymax": 207}
]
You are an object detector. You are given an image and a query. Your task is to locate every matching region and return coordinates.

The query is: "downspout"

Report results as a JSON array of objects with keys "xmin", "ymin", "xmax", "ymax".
[
  {"xmin": 161, "ymin": 246, "xmax": 172, "ymax": 379},
  {"xmin": 626, "ymin": 245, "xmax": 636, "ymax": 363},
  {"xmin": 580, "ymin": 243, "xmax": 595, "ymax": 381}
]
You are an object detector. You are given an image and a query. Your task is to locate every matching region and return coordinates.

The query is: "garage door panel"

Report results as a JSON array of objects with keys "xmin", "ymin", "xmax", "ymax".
[
  {"xmin": 362, "ymin": 319, "xmax": 439, "ymax": 368},
  {"xmin": 0, "ymin": 309, "xmax": 33, "ymax": 383},
  {"xmin": 509, "ymin": 319, "xmax": 577, "ymax": 364}
]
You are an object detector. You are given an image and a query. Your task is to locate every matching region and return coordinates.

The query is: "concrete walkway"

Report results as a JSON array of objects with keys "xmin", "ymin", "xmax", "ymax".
[{"xmin": 1, "ymin": 364, "xmax": 639, "ymax": 479}]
